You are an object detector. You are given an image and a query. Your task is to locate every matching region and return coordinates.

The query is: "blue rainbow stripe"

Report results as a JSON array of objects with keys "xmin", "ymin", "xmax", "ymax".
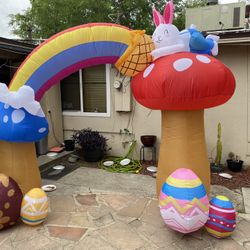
[
  {"xmin": 25, "ymin": 41, "xmax": 128, "ymax": 93},
  {"xmin": 206, "ymin": 221, "xmax": 234, "ymax": 231},
  {"xmin": 161, "ymin": 182, "xmax": 206, "ymax": 200}
]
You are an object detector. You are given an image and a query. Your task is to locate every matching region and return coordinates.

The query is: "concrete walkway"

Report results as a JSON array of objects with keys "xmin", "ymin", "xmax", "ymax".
[{"xmin": 1, "ymin": 167, "xmax": 250, "ymax": 249}]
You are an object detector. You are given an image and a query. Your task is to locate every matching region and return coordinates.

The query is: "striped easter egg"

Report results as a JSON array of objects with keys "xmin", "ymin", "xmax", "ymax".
[
  {"xmin": 205, "ymin": 195, "xmax": 236, "ymax": 238},
  {"xmin": 159, "ymin": 168, "xmax": 209, "ymax": 234},
  {"xmin": 20, "ymin": 188, "xmax": 49, "ymax": 226}
]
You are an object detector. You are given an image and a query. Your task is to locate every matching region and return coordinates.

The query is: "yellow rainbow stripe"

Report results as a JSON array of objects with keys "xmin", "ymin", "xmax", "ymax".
[
  {"xmin": 9, "ymin": 24, "xmax": 132, "ymax": 92},
  {"xmin": 166, "ymin": 176, "xmax": 202, "ymax": 188},
  {"xmin": 159, "ymin": 196, "xmax": 209, "ymax": 213}
]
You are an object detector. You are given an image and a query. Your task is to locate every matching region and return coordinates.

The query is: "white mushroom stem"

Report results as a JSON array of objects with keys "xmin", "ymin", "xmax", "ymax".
[
  {"xmin": 157, "ymin": 110, "xmax": 210, "ymax": 196},
  {"xmin": 0, "ymin": 141, "xmax": 41, "ymax": 194}
]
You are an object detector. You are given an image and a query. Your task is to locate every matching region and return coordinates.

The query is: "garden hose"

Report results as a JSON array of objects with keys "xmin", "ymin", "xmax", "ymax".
[{"xmin": 98, "ymin": 141, "xmax": 143, "ymax": 173}]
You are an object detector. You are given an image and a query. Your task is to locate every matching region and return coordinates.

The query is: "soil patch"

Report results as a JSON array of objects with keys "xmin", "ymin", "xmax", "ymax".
[
  {"xmin": 140, "ymin": 161, "xmax": 250, "ymax": 190},
  {"xmin": 211, "ymin": 167, "xmax": 250, "ymax": 189}
]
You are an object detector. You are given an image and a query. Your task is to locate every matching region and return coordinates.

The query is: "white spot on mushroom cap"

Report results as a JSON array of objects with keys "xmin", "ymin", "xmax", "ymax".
[
  {"xmin": 12, "ymin": 110, "xmax": 25, "ymax": 124},
  {"xmin": 173, "ymin": 58, "xmax": 193, "ymax": 72},
  {"xmin": 4, "ymin": 104, "xmax": 9, "ymax": 109},
  {"xmin": 143, "ymin": 63, "xmax": 155, "ymax": 78},
  {"xmin": 38, "ymin": 127, "xmax": 46, "ymax": 133},
  {"xmin": 196, "ymin": 55, "xmax": 211, "ymax": 64},
  {"xmin": 3, "ymin": 115, "xmax": 8, "ymax": 123}
]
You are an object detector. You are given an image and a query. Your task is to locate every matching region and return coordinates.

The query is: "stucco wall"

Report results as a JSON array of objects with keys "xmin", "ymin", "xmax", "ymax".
[
  {"xmin": 63, "ymin": 66, "xmax": 161, "ymax": 160},
  {"xmin": 40, "ymin": 84, "xmax": 64, "ymax": 149},
  {"xmin": 58, "ymin": 45, "xmax": 250, "ymax": 165},
  {"xmin": 205, "ymin": 45, "xmax": 249, "ymax": 164}
]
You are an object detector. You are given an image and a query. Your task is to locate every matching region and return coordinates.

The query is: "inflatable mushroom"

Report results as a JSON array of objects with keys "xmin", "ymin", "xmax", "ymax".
[
  {"xmin": 0, "ymin": 83, "xmax": 48, "ymax": 194},
  {"xmin": 131, "ymin": 52, "xmax": 235, "ymax": 194}
]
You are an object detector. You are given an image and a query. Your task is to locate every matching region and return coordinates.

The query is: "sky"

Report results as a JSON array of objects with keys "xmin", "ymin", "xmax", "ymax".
[
  {"xmin": 219, "ymin": 0, "xmax": 249, "ymax": 3},
  {"xmin": 0, "ymin": 0, "xmax": 248, "ymax": 38},
  {"xmin": 0, "ymin": 0, "xmax": 31, "ymax": 38}
]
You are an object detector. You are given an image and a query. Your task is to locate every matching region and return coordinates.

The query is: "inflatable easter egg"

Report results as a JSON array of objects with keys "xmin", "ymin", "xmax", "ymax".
[
  {"xmin": 205, "ymin": 195, "xmax": 236, "ymax": 238},
  {"xmin": 0, "ymin": 173, "xmax": 23, "ymax": 230},
  {"xmin": 159, "ymin": 168, "xmax": 209, "ymax": 233},
  {"xmin": 21, "ymin": 188, "xmax": 49, "ymax": 226}
]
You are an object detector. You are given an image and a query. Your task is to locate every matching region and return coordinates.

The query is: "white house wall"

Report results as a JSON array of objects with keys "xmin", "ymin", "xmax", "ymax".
[
  {"xmin": 60, "ymin": 46, "xmax": 250, "ymax": 165},
  {"xmin": 63, "ymin": 66, "xmax": 161, "ymax": 159},
  {"xmin": 205, "ymin": 45, "xmax": 249, "ymax": 164},
  {"xmin": 40, "ymin": 84, "xmax": 64, "ymax": 149}
]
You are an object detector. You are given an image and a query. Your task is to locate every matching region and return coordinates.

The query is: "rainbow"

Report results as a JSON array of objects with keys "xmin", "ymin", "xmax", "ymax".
[{"xmin": 9, "ymin": 23, "xmax": 153, "ymax": 101}]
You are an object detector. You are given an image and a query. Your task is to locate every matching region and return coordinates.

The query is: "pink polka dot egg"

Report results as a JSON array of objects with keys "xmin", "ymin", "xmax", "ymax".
[{"xmin": 205, "ymin": 195, "xmax": 236, "ymax": 238}]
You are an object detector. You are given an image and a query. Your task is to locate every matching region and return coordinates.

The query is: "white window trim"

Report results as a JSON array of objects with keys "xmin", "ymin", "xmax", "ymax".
[{"xmin": 63, "ymin": 64, "xmax": 111, "ymax": 117}]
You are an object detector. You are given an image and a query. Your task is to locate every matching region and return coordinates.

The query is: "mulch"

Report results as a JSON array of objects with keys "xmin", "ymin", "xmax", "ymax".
[
  {"xmin": 211, "ymin": 167, "xmax": 250, "ymax": 189},
  {"xmin": 140, "ymin": 161, "xmax": 250, "ymax": 189},
  {"xmin": 140, "ymin": 161, "xmax": 157, "ymax": 178}
]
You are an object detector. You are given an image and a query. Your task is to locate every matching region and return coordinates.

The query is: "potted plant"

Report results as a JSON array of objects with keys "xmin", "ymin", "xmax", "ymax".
[
  {"xmin": 72, "ymin": 128, "xmax": 109, "ymax": 162},
  {"xmin": 227, "ymin": 152, "xmax": 244, "ymax": 172},
  {"xmin": 210, "ymin": 123, "xmax": 224, "ymax": 173}
]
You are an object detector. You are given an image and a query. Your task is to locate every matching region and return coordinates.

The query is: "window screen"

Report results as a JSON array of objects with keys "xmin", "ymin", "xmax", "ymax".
[{"xmin": 82, "ymin": 65, "xmax": 107, "ymax": 113}]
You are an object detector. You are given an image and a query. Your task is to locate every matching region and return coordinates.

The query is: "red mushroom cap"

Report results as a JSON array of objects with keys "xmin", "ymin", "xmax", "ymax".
[{"xmin": 131, "ymin": 52, "xmax": 235, "ymax": 110}]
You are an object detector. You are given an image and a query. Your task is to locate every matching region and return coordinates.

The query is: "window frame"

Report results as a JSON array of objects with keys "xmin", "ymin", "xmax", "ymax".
[{"xmin": 62, "ymin": 64, "xmax": 111, "ymax": 117}]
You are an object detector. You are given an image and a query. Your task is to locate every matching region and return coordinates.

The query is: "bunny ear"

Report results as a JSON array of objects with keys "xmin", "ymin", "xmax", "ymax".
[
  {"xmin": 153, "ymin": 8, "xmax": 164, "ymax": 26},
  {"xmin": 163, "ymin": 0, "xmax": 174, "ymax": 24}
]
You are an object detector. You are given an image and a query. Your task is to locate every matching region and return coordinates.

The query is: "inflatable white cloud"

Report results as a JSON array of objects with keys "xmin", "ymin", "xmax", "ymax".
[{"xmin": 0, "ymin": 83, "xmax": 44, "ymax": 117}]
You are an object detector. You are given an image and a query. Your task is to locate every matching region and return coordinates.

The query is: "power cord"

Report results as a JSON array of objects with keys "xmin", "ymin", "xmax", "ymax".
[{"xmin": 47, "ymin": 110, "xmax": 63, "ymax": 146}]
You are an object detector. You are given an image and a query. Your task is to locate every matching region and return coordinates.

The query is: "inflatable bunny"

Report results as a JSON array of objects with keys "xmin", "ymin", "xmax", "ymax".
[
  {"xmin": 151, "ymin": 0, "xmax": 219, "ymax": 61},
  {"xmin": 151, "ymin": 0, "xmax": 188, "ymax": 60}
]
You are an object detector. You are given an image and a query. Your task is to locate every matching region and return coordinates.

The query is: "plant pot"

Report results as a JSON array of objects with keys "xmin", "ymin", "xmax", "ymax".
[
  {"xmin": 227, "ymin": 159, "xmax": 243, "ymax": 172},
  {"xmin": 64, "ymin": 140, "xmax": 75, "ymax": 151},
  {"xmin": 140, "ymin": 135, "xmax": 157, "ymax": 147},
  {"xmin": 210, "ymin": 163, "xmax": 223, "ymax": 173},
  {"xmin": 83, "ymin": 149, "xmax": 104, "ymax": 162}
]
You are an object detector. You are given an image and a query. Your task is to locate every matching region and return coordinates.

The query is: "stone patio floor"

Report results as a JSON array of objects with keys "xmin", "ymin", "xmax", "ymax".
[{"xmin": 1, "ymin": 166, "xmax": 250, "ymax": 250}]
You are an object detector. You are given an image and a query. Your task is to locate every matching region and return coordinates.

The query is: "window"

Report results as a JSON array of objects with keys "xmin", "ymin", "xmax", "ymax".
[{"xmin": 61, "ymin": 65, "xmax": 110, "ymax": 117}]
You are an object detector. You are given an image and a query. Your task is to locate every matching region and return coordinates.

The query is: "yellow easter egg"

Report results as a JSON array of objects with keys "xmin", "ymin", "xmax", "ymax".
[{"xmin": 20, "ymin": 188, "xmax": 49, "ymax": 226}]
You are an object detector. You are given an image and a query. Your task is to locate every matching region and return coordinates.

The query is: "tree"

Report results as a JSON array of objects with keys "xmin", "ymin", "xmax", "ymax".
[
  {"xmin": 9, "ymin": 0, "xmax": 206, "ymax": 39},
  {"xmin": 108, "ymin": 0, "xmax": 168, "ymax": 34},
  {"xmin": 10, "ymin": 0, "xmax": 113, "ymax": 39}
]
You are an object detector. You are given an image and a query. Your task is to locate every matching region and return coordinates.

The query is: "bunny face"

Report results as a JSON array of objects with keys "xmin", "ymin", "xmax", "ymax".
[
  {"xmin": 152, "ymin": 1, "xmax": 180, "ymax": 49},
  {"xmin": 152, "ymin": 24, "xmax": 180, "ymax": 49}
]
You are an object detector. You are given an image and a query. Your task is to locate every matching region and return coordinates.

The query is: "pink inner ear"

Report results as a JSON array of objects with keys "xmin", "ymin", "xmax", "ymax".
[
  {"xmin": 163, "ymin": 0, "xmax": 174, "ymax": 24},
  {"xmin": 153, "ymin": 8, "xmax": 164, "ymax": 26}
]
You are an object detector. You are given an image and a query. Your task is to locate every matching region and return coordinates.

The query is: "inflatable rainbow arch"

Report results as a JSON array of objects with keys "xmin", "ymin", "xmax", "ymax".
[{"xmin": 9, "ymin": 23, "xmax": 154, "ymax": 100}]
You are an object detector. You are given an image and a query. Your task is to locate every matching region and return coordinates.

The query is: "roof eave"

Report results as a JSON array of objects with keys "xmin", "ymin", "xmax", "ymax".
[{"xmin": 218, "ymin": 37, "xmax": 250, "ymax": 45}]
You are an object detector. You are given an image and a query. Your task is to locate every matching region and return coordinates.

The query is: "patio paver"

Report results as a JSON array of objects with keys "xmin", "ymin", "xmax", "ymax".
[
  {"xmin": 242, "ymin": 188, "xmax": 250, "ymax": 213},
  {"xmin": 210, "ymin": 185, "xmax": 244, "ymax": 212},
  {"xmin": 0, "ymin": 167, "xmax": 249, "ymax": 249},
  {"xmin": 47, "ymin": 226, "xmax": 87, "ymax": 241}
]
